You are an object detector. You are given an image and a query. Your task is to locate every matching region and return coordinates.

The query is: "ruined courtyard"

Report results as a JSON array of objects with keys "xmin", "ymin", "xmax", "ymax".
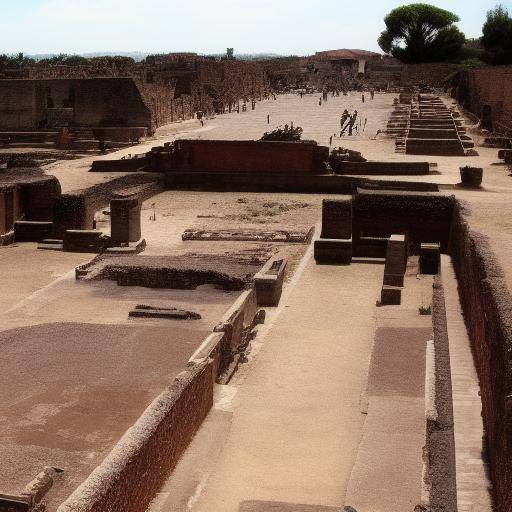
[{"xmin": 0, "ymin": 17, "xmax": 512, "ymax": 512}]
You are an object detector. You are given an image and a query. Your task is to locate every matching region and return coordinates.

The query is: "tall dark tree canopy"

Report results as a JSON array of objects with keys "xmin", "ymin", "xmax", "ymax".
[
  {"xmin": 481, "ymin": 5, "xmax": 512, "ymax": 65},
  {"xmin": 378, "ymin": 3, "xmax": 466, "ymax": 63}
]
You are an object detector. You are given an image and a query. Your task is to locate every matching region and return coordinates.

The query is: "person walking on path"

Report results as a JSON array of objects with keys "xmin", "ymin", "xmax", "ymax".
[{"xmin": 340, "ymin": 109, "xmax": 350, "ymax": 129}]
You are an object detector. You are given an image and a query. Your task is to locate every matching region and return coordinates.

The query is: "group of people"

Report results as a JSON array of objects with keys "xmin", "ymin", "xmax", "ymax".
[{"xmin": 340, "ymin": 109, "xmax": 361, "ymax": 136}]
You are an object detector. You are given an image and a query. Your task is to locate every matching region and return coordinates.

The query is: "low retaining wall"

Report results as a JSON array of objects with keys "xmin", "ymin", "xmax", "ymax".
[
  {"xmin": 166, "ymin": 172, "xmax": 439, "ymax": 194},
  {"xmin": 353, "ymin": 190, "xmax": 455, "ymax": 253},
  {"xmin": 449, "ymin": 203, "xmax": 512, "ymax": 512},
  {"xmin": 332, "ymin": 160, "xmax": 430, "ymax": 176},
  {"xmin": 53, "ymin": 174, "xmax": 162, "ymax": 237},
  {"xmin": 57, "ymin": 362, "xmax": 214, "ymax": 512},
  {"xmin": 90, "ymin": 156, "xmax": 149, "ymax": 173}
]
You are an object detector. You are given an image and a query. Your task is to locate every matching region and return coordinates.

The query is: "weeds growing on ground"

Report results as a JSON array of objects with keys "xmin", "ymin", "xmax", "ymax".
[{"xmin": 419, "ymin": 304, "xmax": 432, "ymax": 315}]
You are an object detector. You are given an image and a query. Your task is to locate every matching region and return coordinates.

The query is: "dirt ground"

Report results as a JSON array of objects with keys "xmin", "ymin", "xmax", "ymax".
[{"xmin": 0, "ymin": 91, "xmax": 508, "ymax": 510}]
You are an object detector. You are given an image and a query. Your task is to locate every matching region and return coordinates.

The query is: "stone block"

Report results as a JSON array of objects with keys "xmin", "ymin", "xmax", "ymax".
[
  {"xmin": 320, "ymin": 199, "xmax": 352, "ymax": 239},
  {"xmin": 381, "ymin": 285, "xmax": 402, "ymax": 305},
  {"xmin": 110, "ymin": 195, "xmax": 141, "ymax": 245},
  {"xmin": 383, "ymin": 234, "xmax": 407, "ymax": 287},
  {"xmin": 14, "ymin": 221, "xmax": 53, "ymax": 242},
  {"xmin": 254, "ymin": 257, "xmax": 287, "ymax": 307},
  {"xmin": 459, "ymin": 166, "xmax": 483, "ymax": 187},
  {"xmin": 314, "ymin": 238, "xmax": 352, "ymax": 264},
  {"xmin": 63, "ymin": 229, "xmax": 104, "ymax": 253},
  {"xmin": 420, "ymin": 243, "xmax": 441, "ymax": 275}
]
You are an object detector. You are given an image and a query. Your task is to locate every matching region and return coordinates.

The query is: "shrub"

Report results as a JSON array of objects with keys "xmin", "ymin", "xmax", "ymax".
[{"xmin": 261, "ymin": 124, "xmax": 303, "ymax": 141}]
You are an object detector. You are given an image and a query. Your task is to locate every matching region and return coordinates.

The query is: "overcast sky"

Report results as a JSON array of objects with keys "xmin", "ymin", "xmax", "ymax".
[{"xmin": 0, "ymin": 0, "xmax": 510, "ymax": 56}]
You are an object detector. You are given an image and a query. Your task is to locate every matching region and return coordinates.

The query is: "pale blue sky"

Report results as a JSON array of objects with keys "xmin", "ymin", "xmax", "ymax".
[{"xmin": 0, "ymin": 0, "xmax": 510, "ymax": 55}]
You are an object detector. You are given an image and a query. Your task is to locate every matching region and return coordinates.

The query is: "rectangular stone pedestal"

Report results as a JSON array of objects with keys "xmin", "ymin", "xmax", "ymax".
[
  {"xmin": 254, "ymin": 257, "xmax": 287, "ymax": 307},
  {"xmin": 14, "ymin": 221, "xmax": 53, "ymax": 242},
  {"xmin": 381, "ymin": 285, "xmax": 402, "ymax": 305},
  {"xmin": 383, "ymin": 234, "xmax": 407, "ymax": 287},
  {"xmin": 314, "ymin": 238, "xmax": 352, "ymax": 264},
  {"xmin": 420, "ymin": 243, "xmax": 441, "ymax": 275},
  {"xmin": 110, "ymin": 195, "xmax": 141, "ymax": 245},
  {"xmin": 63, "ymin": 229, "xmax": 104, "ymax": 252}
]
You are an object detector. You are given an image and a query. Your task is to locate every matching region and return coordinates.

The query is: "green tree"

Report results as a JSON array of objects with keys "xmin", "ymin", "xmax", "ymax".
[
  {"xmin": 481, "ymin": 5, "xmax": 512, "ymax": 65},
  {"xmin": 378, "ymin": 3, "xmax": 466, "ymax": 63}
]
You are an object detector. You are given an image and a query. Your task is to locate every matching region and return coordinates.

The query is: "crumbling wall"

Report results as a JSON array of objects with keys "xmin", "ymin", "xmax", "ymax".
[
  {"xmin": 449, "ymin": 202, "xmax": 512, "ymax": 512},
  {"xmin": 401, "ymin": 63, "xmax": 461, "ymax": 87},
  {"xmin": 0, "ymin": 78, "xmax": 152, "ymax": 130},
  {"xmin": 57, "ymin": 362, "xmax": 214, "ymax": 512},
  {"xmin": 53, "ymin": 174, "xmax": 162, "ymax": 237},
  {"xmin": 453, "ymin": 66, "xmax": 512, "ymax": 136}
]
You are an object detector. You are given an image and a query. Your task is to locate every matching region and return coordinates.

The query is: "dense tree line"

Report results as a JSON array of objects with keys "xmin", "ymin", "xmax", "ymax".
[{"xmin": 378, "ymin": 3, "xmax": 512, "ymax": 66}]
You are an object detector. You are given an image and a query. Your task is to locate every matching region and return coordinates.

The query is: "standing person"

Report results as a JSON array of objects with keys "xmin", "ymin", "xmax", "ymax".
[
  {"xmin": 267, "ymin": 114, "xmax": 270, "ymax": 124},
  {"xmin": 348, "ymin": 110, "xmax": 358, "ymax": 136},
  {"xmin": 340, "ymin": 109, "xmax": 350, "ymax": 129},
  {"xmin": 329, "ymin": 135, "xmax": 333, "ymax": 146},
  {"xmin": 362, "ymin": 93, "xmax": 365, "ymax": 103},
  {"xmin": 319, "ymin": 97, "xmax": 322, "ymax": 106},
  {"xmin": 370, "ymin": 88, "xmax": 375, "ymax": 100}
]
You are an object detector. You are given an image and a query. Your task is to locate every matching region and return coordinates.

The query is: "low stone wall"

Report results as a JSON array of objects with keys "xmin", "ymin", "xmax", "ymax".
[
  {"xmin": 57, "ymin": 362, "xmax": 214, "ymax": 512},
  {"xmin": 353, "ymin": 190, "xmax": 455, "ymax": 253},
  {"xmin": 449, "ymin": 203, "xmax": 512, "ymax": 512},
  {"xmin": 53, "ymin": 174, "xmax": 162, "ymax": 237},
  {"xmin": 166, "ymin": 171, "xmax": 439, "ymax": 194},
  {"xmin": 401, "ymin": 63, "xmax": 461, "ymax": 87},
  {"xmin": 90, "ymin": 156, "xmax": 149, "ymax": 173},
  {"xmin": 332, "ymin": 160, "xmax": 430, "ymax": 176}
]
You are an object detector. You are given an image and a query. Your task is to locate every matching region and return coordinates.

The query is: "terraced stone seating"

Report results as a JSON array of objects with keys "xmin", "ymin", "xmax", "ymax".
[{"xmin": 403, "ymin": 94, "xmax": 469, "ymax": 156}]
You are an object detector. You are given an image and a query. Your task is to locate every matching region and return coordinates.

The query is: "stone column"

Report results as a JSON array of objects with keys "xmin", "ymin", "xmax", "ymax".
[
  {"xmin": 383, "ymin": 234, "xmax": 407, "ymax": 287},
  {"xmin": 110, "ymin": 193, "xmax": 142, "ymax": 245}
]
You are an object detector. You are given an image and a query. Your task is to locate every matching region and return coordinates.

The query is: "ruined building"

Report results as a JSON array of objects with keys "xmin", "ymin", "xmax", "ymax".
[{"xmin": 0, "ymin": 56, "xmax": 268, "ymax": 137}]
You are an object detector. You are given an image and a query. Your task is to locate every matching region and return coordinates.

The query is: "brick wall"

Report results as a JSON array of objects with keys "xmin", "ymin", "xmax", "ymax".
[
  {"xmin": 0, "ymin": 59, "xmax": 268, "ymax": 132},
  {"xmin": 0, "ymin": 78, "xmax": 152, "ymax": 130},
  {"xmin": 167, "ymin": 139, "xmax": 328, "ymax": 174},
  {"xmin": 57, "ymin": 362, "xmax": 214, "ymax": 512},
  {"xmin": 449, "ymin": 203, "xmax": 512, "ymax": 512},
  {"xmin": 401, "ymin": 63, "xmax": 461, "ymax": 87},
  {"xmin": 353, "ymin": 191, "xmax": 455, "ymax": 252},
  {"xmin": 454, "ymin": 66, "xmax": 512, "ymax": 136}
]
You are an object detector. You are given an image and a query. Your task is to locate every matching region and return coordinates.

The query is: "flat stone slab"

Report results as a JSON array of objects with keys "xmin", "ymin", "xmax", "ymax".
[
  {"xmin": 182, "ymin": 227, "xmax": 313, "ymax": 244},
  {"xmin": 129, "ymin": 305, "xmax": 201, "ymax": 320}
]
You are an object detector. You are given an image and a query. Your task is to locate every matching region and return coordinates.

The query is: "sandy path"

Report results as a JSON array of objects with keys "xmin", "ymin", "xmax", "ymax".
[
  {"xmin": 441, "ymin": 256, "xmax": 493, "ymax": 511},
  {"xmin": 153, "ymin": 251, "xmax": 383, "ymax": 511}
]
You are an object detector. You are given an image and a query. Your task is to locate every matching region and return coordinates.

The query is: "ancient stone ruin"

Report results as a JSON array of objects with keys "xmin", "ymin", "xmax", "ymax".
[{"xmin": 1, "ymin": 37, "xmax": 511, "ymax": 512}]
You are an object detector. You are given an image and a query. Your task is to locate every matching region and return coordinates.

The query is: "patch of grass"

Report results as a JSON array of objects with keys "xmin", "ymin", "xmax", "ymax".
[{"xmin": 419, "ymin": 304, "xmax": 432, "ymax": 316}]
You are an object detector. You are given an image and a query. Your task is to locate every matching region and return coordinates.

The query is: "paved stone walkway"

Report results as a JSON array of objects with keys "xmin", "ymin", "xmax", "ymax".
[
  {"xmin": 152, "ymin": 249, "xmax": 383, "ymax": 511},
  {"xmin": 442, "ymin": 256, "xmax": 493, "ymax": 511}
]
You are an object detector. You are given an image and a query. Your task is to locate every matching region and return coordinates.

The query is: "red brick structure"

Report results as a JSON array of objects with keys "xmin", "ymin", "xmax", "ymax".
[
  {"xmin": 161, "ymin": 139, "xmax": 329, "ymax": 174},
  {"xmin": 452, "ymin": 66, "xmax": 512, "ymax": 136},
  {"xmin": 0, "ymin": 57, "xmax": 268, "ymax": 135}
]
